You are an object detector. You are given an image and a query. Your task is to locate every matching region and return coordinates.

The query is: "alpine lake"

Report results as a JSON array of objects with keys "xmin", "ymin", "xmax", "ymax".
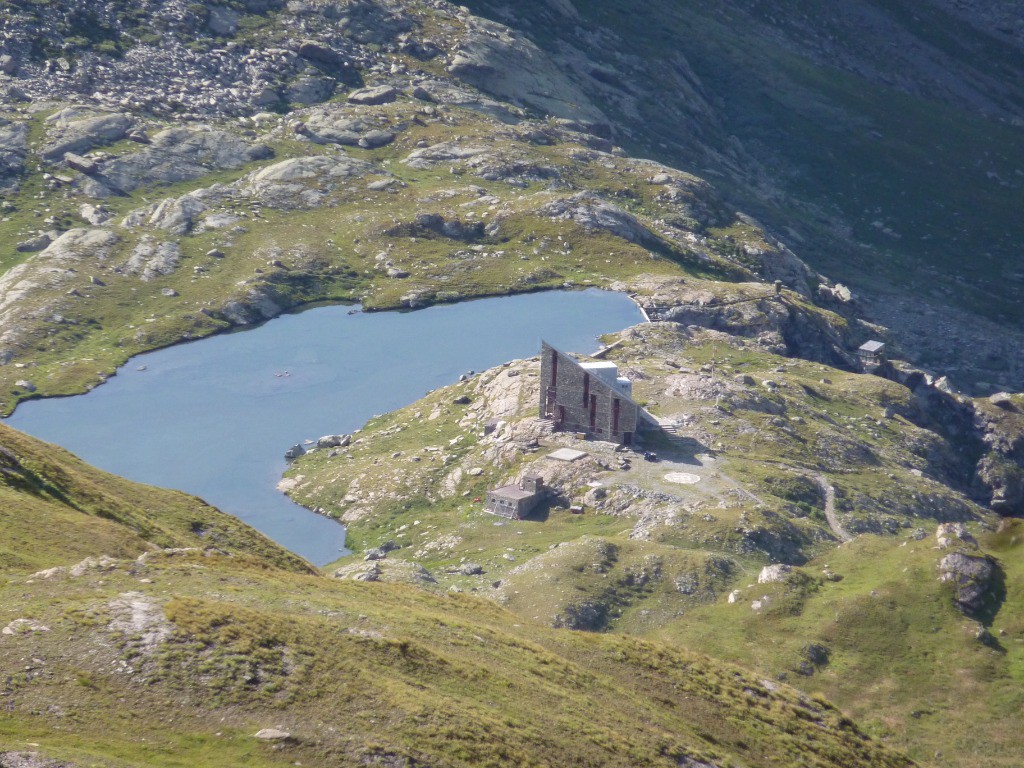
[{"xmin": 7, "ymin": 289, "xmax": 646, "ymax": 565}]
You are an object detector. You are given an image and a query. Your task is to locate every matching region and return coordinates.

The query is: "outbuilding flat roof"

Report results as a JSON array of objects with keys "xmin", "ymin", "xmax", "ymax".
[{"xmin": 489, "ymin": 485, "xmax": 537, "ymax": 500}]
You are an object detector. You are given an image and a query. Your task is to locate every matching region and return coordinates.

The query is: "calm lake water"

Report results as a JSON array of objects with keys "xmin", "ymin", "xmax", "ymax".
[{"xmin": 8, "ymin": 289, "xmax": 645, "ymax": 565}]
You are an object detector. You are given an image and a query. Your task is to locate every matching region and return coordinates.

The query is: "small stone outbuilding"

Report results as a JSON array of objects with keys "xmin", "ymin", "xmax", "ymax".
[
  {"xmin": 485, "ymin": 474, "xmax": 546, "ymax": 519},
  {"xmin": 857, "ymin": 340, "xmax": 886, "ymax": 368}
]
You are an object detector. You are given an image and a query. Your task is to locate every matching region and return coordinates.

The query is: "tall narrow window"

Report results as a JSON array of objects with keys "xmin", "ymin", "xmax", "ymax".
[
  {"xmin": 582, "ymin": 373, "xmax": 590, "ymax": 405},
  {"xmin": 550, "ymin": 350, "xmax": 558, "ymax": 386},
  {"xmin": 613, "ymin": 398, "xmax": 620, "ymax": 434}
]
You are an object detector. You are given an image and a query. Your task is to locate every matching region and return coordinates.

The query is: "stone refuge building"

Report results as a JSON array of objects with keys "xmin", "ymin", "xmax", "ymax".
[
  {"xmin": 857, "ymin": 340, "xmax": 886, "ymax": 368},
  {"xmin": 485, "ymin": 474, "xmax": 546, "ymax": 519},
  {"xmin": 539, "ymin": 341, "xmax": 651, "ymax": 445}
]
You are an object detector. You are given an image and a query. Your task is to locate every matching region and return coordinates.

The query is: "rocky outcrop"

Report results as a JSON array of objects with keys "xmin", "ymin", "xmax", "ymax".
[
  {"xmin": 0, "ymin": 229, "xmax": 120, "ymax": 354},
  {"xmin": 123, "ymin": 238, "xmax": 181, "ymax": 281},
  {"xmin": 303, "ymin": 110, "xmax": 399, "ymax": 147},
  {"xmin": 935, "ymin": 523, "xmax": 997, "ymax": 615},
  {"xmin": 333, "ymin": 560, "xmax": 437, "ymax": 585},
  {"xmin": 552, "ymin": 600, "xmax": 609, "ymax": 631},
  {"xmin": 758, "ymin": 564, "xmax": 793, "ymax": 583},
  {"xmin": 94, "ymin": 128, "xmax": 272, "ymax": 194},
  {"xmin": 971, "ymin": 397, "xmax": 1024, "ymax": 515},
  {"xmin": 539, "ymin": 193, "xmax": 658, "ymax": 247},
  {"xmin": 219, "ymin": 288, "xmax": 284, "ymax": 326}
]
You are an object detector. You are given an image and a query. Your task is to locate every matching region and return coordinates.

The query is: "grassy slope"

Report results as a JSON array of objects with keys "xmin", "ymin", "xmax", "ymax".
[
  {"xmin": 0, "ymin": 546, "xmax": 913, "ymax": 768},
  {"xmin": 0, "ymin": 422, "xmax": 311, "ymax": 573},
  {"xmin": 656, "ymin": 524, "xmax": 1024, "ymax": 768},
  {"xmin": 0, "ymin": 427, "xmax": 911, "ymax": 767}
]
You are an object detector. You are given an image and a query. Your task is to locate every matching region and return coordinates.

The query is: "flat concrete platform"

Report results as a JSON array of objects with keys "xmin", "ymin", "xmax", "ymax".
[{"xmin": 548, "ymin": 448, "xmax": 589, "ymax": 462}]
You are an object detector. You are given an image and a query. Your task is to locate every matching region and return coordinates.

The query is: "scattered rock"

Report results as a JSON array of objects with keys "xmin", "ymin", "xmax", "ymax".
[
  {"xmin": 2, "ymin": 618, "xmax": 50, "ymax": 635},
  {"xmin": 253, "ymin": 728, "xmax": 291, "ymax": 741},
  {"xmin": 935, "ymin": 522, "xmax": 977, "ymax": 549}
]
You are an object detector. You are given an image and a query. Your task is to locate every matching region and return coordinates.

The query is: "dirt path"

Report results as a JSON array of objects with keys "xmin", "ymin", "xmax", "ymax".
[
  {"xmin": 753, "ymin": 461, "xmax": 854, "ymax": 543},
  {"xmin": 807, "ymin": 471, "xmax": 853, "ymax": 543}
]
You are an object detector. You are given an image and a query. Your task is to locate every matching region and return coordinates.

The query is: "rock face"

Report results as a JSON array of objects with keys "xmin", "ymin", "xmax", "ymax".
[
  {"xmin": 0, "ymin": 228, "xmax": 120, "ymax": 356},
  {"xmin": 450, "ymin": 18, "xmax": 605, "ymax": 122},
  {"xmin": 540, "ymin": 193, "xmax": 663, "ymax": 246}
]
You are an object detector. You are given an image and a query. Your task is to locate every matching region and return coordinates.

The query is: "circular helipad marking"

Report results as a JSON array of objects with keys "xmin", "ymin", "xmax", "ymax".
[{"xmin": 664, "ymin": 472, "xmax": 701, "ymax": 485}]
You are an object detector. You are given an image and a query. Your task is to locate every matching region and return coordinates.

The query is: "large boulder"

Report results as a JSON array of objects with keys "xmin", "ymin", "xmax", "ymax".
[
  {"xmin": 303, "ymin": 113, "xmax": 375, "ymax": 146},
  {"xmin": 938, "ymin": 551, "xmax": 995, "ymax": 615},
  {"xmin": 285, "ymin": 75, "xmax": 336, "ymax": 105},
  {"xmin": 247, "ymin": 155, "xmax": 373, "ymax": 184},
  {"xmin": 402, "ymin": 141, "xmax": 488, "ymax": 170},
  {"xmin": 41, "ymin": 108, "xmax": 133, "ymax": 160},
  {"xmin": 347, "ymin": 85, "xmax": 398, "ymax": 105}
]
